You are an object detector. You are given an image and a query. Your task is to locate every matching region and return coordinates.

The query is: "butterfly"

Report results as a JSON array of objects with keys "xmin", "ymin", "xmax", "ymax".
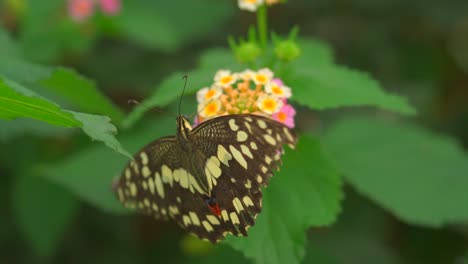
[{"xmin": 114, "ymin": 113, "xmax": 297, "ymax": 242}]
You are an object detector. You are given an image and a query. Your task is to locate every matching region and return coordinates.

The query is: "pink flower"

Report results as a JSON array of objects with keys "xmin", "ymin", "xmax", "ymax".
[
  {"xmin": 99, "ymin": 0, "xmax": 121, "ymax": 15},
  {"xmin": 272, "ymin": 104, "xmax": 296, "ymax": 128},
  {"xmin": 68, "ymin": 0, "xmax": 95, "ymax": 22},
  {"xmin": 272, "ymin": 78, "xmax": 284, "ymax": 86}
]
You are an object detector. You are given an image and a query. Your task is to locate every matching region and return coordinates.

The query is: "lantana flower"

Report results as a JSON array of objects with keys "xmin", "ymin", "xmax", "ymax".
[
  {"xmin": 265, "ymin": 79, "xmax": 292, "ymax": 99},
  {"xmin": 98, "ymin": 0, "xmax": 121, "ymax": 14},
  {"xmin": 214, "ymin": 70, "xmax": 238, "ymax": 88},
  {"xmin": 194, "ymin": 68, "xmax": 296, "ymax": 128},
  {"xmin": 68, "ymin": 0, "xmax": 121, "ymax": 22},
  {"xmin": 197, "ymin": 86, "xmax": 222, "ymax": 104},
  {"xmin": 272, "ymin": 104, "xmax": 296, "ymax": 128},
  {"xmin": 238, "ymin": 0, "xmax": 264, "ymax": 12},
  {"xmin": 252, "ymin": 68, "xmax": 274, "ymax": 85},
  {"xmin": 68, "ymin": 0, "xmax": 95, "ymax": 22}
]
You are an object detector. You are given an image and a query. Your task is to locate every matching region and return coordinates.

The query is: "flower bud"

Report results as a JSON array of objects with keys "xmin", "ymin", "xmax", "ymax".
[
  {"xmin": 275, "ymin": 40, "xmax": 301, "ymax": 62},
  {"xmin": 235, "ymin": 42, "xmax": 262, "ymax": 64}
]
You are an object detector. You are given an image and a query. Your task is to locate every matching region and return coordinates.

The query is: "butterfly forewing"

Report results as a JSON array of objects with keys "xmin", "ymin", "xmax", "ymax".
[{"xmin": 115, "ymin": 114, "xmax": 297, "ymax": 242}]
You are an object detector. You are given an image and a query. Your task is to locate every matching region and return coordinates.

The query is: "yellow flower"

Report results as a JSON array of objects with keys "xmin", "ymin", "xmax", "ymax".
[
  {"xmin": 214, "ymin": 70, "xmax": 237, "ymax": 87},
  {"xmin": 265, "ymin": 82, "xmax": 291, "ymax": 98},
  {"xmin": 198, "ymin": 100, "xmax": 222, "ymax": 118},
  {"xmin": 196, "ymin": 86, "xmax": 222, "ymax": 103},
  {"xmin": 239, "ymin": 69, "xmax": 256, "ymax": 81},
  {"xmin": 256, "ymin": 94, "xmax": 283, "ymax": 114},
  {"xmin": 253, "ymin": 68, "xmax": 273, "ymax": 85},
  {"xmin": 238, "ymin": 0, "xmax": 264, "ymax": 12}
]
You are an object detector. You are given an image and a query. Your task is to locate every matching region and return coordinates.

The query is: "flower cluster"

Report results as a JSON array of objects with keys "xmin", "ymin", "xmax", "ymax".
[
  {"xmin": 238, "ymin": 0, "xmax": 283, "ymax": 12},
  {"xmin": 68, "ymin": 0, "xmax": 121, "ymax": 22},
  {"xmin": 195, "ymin": 68, "xmax": 296, "ymax": 128}
]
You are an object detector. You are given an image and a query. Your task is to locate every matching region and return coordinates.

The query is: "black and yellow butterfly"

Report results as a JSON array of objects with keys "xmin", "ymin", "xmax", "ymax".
[{"xmin": 114, "ymin": 114, "xmax": 297, "ymax": 242}]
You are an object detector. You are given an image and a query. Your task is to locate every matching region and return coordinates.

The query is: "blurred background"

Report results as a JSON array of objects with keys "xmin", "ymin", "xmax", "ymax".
[{"xmin": 1, "ymin": 0, "xmax": 468, "ymax": 263}]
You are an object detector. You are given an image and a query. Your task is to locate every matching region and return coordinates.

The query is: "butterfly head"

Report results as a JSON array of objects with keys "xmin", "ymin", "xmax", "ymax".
[{"xmin": 176, "ymin": 115, "xmax": 193, "ymax": 141}]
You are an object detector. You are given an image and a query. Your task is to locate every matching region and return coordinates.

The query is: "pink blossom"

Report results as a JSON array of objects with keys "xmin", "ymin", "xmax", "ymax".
[
  {"xmin": 272, "ymin": 104, "xmax": 296, "ymax": 128},
  {"xmin": 68, "ymin": 0, "xmax": 95, "ymax": 22},
  {"xmin": 193, "ymin": 115, "xmax": 200, "ymax": 127},
  {"xmin": 98, "ymin": 0, "xmax": 121, "ymax": 15},
  {"xmin": 272, "ymin": 78, "xmax": 284, "ymax": 86}
]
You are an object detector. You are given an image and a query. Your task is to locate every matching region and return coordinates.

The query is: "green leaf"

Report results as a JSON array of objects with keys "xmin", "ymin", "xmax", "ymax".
[
  {"xmin": 70, "ymin": 112, "xmax": 132, "ymax": 159},
  {"xmin": 225, "ymin": 136, "xmax": 343, "ymax": 264},
  {"xmin": 0, "ymin": 77, "xmax": 131, "ymax": 158},
  {"xmin": 42, "ymin": 115, "xmax": 175, "ymax": 213},
  {"xmin": 294, "ymin": 38, "xmax": 334, "ymax": 68},
  {"xmin": 0, "ymin": 55, "xmax": 123, "ymax": 122},
  {"xmin": 121, "ymin": 67, "xmax": 217, "ymax": 129},
  {"xmin": 0, "ymin": 25, "xmax": 19, "ymax": 58},
  {"xmin": 117, "ymin": 0, "xmax": 232, "ymax": 52},
  {"xmin": 198, "ymin": 48, "xmax": 243, "ymax": 70},
  {"xmin": 0, "ymin": 78, "xmax": 81, "ymax": 127},
  {"xmin": 322, "ymin": 116, "xmax": 468, "ymax": 227},
  {"xmin": 307, "ymin": 193, "xmax": 401, "ymax": 264},
  {"xmin": 0, "ymin": 57, "xmax": 53, "ymax": 85},
  {"xmin": 40, "ymin": 67, "xmax": 124, "ymax": 123},
  {"xmin": 285, "ymin": 65, "xmax": 416, "ymax": 115},
  {"xmin": 0, "ymin": 119, "xmax": 70, "ymax": 141},
  {"xmin": 12, "ymin": 174, "xmax": 78, "ymax": 259},
  {"xmin": 19, "ymin": 0, "xmax": 94, "ymax": 63}
]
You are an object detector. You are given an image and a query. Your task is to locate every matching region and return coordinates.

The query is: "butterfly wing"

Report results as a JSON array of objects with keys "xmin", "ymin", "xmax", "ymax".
[
  {"xmin": 114, "ymin": 135, "xmax": 255, "ymax": 242},
  {"xmin": 114, "ymin": 114, "xmax": 297, "ymax": 243},
  {"xmin": 189, "ymin": 114, "xmax": 298, "ymax": 239}
]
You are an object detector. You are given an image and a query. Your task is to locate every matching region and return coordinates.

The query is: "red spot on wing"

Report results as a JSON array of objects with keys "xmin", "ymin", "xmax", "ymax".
[{"xmin": 208, "ymin": 202, "xmax": 221, "ymax": 216}]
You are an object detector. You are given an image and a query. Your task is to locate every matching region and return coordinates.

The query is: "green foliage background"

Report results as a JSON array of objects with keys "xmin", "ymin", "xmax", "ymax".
[{"xmin": 1, "ymin": 0, "xmax": 468, "ymax": 263}]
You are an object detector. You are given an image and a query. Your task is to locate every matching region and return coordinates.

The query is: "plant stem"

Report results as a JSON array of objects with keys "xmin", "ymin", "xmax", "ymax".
[{"xmin": 257, "ymin": 4, "xmax": 267, "ymax": 48}]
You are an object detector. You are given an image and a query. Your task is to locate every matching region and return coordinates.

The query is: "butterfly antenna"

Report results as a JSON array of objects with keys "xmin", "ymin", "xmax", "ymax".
[{"xmin": 179, "ymin": 75, "xmax": 188, "ymax": 117}]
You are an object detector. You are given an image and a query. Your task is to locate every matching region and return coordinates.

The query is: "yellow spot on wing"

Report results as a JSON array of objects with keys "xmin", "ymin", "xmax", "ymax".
[
  {"xmin": 142, "ymin": 166, "xmax": 151, "ymax": 178},
  {"xmin": 161, "ymin": 165, "xmax": 173, "ymax": 187},
  {"xmin": 189, "ymin": 174, "xmax": 205, "ymax": 194},
  {"xmin": 217, "ymin": 145, "xmax": 232, "ymax": 166},
  {"xmin": 236, "ymin": 131, "xmax": 248, "ymax": 142},
  {"xmin": 205, "ymin": 166, "xmax": 214, "ymax": 190},
  {"xmin": 189, "ymin": 212, "xmax": 201, "ymax": 226},
  {"xmin": 206, "ymin": 156, "xmax": 222, "ymax": 178},
  {"xmin": 207, "ymin": 215, "xmax": 220, "ymax": 225},
  {"xmin": 229, "ymin": 119, "xmax": 239, "ymax": 131},
  {"xmin": 229, "ymin": 145, "xmax": 248, "ymax": 169},
  {"xmin": 283, "ymin": 127, "xmax": 294, "ymax": 142},
  {"xmin": 250, "ymin": 141, "xmax": 258, "ymax": 150},
  {"xmin": 221, "ymin": 210, "xmax": 229, "ymax": 221},
  {"xmin": 183, "ymin": 215, "xmax": 191, "ymax": 226},
  {"xmin": 129, "ymin": 183, "xmax": 137, "ymax": 196},
  {"xmin": 233, "ymin": 198, "xmax": 244, "ymax": 213},
  {"xmin": 264, "ymin": 134, "xmax": 276, "ymax": 145},
  {"xmin": 140, "ymin": 152, "xmax": 149, "ymax": 165},
  {"xmin": 243, "ymin": 196, "xmax": 254, "ymax": 207},
  {"xmin": 240, "ymin": 145, "xmax": 253, "ymax": 159},
  {"xmin": 169, "ymin": 205, "xmax": 180, "ymax": 215},
  {"xmin": 202, "ymin": 220, "xmax": 214, "ymax": 232},
  {"xmin": 155, "ymin": 172, "xmax": 165, "ymax": 198},
  {"xmin": 230, "ymin": 212, "xmax": 240, "ymax": 225},
  {"xmin": 244, "ymin": 122, "xmax": 252, "ymax": 133},
  {"xmin": 178, "ymin": 169, "xmax": 189, "ymax": 189},
  {"xmin": 148, "ymin": 177, "xmax": 155, "ymax": 194},
  {"xmin": 257, "ymin": 119, "xmax": 267, "ymax": 129}
]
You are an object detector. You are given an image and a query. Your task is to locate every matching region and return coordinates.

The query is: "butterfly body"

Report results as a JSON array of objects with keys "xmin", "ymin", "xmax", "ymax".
[{"xmin": 115, "ymin": 114, "xmax": 297, "ymax": 242}]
